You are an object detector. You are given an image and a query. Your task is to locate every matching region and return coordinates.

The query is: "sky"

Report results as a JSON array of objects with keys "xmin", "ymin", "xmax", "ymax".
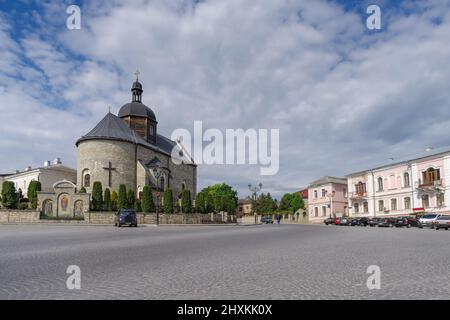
[{"xmin": 0, "ymin": 0, "xmax": 450, "ymax": 199}]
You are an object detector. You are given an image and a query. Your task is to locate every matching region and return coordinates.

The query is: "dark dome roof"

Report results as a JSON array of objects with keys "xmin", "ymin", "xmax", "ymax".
[
  {"xmin": 132, "ymin": 80, "xmax": 142, "ymax": 90},
  {"xmin": 118, "ymin": 102, "xmax": 156, "ymax": 121}
]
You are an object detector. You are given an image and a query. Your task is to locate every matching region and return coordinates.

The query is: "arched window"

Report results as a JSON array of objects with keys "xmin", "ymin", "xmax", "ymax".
[
  {"xmin": 182, "ymin": 182, "xmax": 186, "ymax": 191},
  {"xmin": 403, "ymin": 172, "xmax": 410, "ymax": 187},
  {"xmin": 82, "ymin": 169, "xmax": 91, "ymax": 188},
  {"xmin": 377, "ymin": 177, "xmax": 383, "ymax": 191},
  {"xmin": 160, "ymin": 176, "xmax": 165, "ymax": 191}
]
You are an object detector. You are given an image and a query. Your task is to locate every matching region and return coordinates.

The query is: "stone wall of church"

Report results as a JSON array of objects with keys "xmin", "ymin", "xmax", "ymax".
[
  {"xmin": 169, "ymin": 161, "xmax": 197, "ymax": 199},
  {"xmin": 77, "ymin": 140, "xmax": 136, "ymax": 194}
]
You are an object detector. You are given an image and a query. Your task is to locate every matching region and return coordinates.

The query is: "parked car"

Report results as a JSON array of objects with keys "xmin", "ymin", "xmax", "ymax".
[
  {"xmin": 368, "ymin": 217, "xmax": 382, "ymax": 227},
  {"xmin": 351, "ymin": 217, "xmax": 370, "ymax": 226},
  {"xmin": 394, "ymin": 216, "xmax": 419, "ymax": 228},
  {"xmin": 377, "ymin": 218, "xmax": 397, "ymax": 227},
  {"xmin": 337, "ymin": 217, "xmax": 351, "ymax": 226},
  {"xmin": 433, "ymin": 216, "xmax": 450, "ymax": 230},
  {"xmin": 260, "ymin": 216, "xmax": 274, "ymax": 224},
  {"xmin": 324, "ymin": 217, "xmax": 335, "ymax": 225},
  {"xmin": 418, "ymin": 214, "xmax": 441, "ymax": 228},
  {"xmin": 115, "ymin": 209, "xmax": 138, "ymax": 227}
]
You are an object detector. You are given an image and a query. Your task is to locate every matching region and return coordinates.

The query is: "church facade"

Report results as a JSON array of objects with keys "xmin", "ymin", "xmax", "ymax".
[{"xmin": 76, "ymin": 76, "xmax": 197, "ymax": 203}]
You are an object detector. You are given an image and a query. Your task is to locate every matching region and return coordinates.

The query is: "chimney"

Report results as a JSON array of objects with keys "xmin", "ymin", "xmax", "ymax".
[
  {"xmin": 15, "ymin": 170, "xmax": 20, "ymax": 174},
  {"xmin": 53, "ymin": 157, "xmax": 62, "ymax": 165},
  {"xmin": 44, "ymin": 161, "xmax": 51, "ymax": 167},
  {"xmin": 25, "ymin": 166, "xmax": 32, "ymax": 171}
]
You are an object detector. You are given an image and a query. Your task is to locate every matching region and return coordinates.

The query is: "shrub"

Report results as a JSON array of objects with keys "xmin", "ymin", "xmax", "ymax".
[
  {"xmin": 1, "ymin": 181, "xmax": 17, "ymax": 209},
  {"xmin": 92, "ymin": 181, "xmax": 103, "ymax": 211},
  {"xmin": 127, "ymin": 189, "xmax": 135, "ymax": 209},
  {"xmin": 104, "ymin": 188, "xmax": 112, "ymax": 211},
  {"xmin": 79, "ymin": 186, "xmax": 87, "ymax": 193},
  {"xmin": 181, "ymin": 189, "xmax": 192, "ymax": 213},
  {"xmin": 163, "ymin": 188, "xmax": 174, "ymax": 214},
  {"xmin": 18, "ymin": 202, "xmax": 29, "ymax": 210},
  {"xmin": 111, "ymin": 190, "xmax": 118, "ymax": 211},
  {"xmin": 135, "ymin": 199, "xmax": 142, "ymax": 212},
  {"xmin": 141, "ymin": 186, "xmax": 155, "ymax": 213},
  {"xmin": 118, "ymin": 185, "xmax": 127, "ymax": 210},
  {"xmin": 27, "ymin": 180, "xmax": 41, "ymax": 209},
  {"xmin": 195, "ymin": 192, "xmax": 206, "ymax": 213}
]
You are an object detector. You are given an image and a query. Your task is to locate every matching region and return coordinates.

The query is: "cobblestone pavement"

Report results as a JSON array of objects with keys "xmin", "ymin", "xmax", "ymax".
[{"xmin": 0, "ymin": 224, "xmax": 449, "ymax": 299}]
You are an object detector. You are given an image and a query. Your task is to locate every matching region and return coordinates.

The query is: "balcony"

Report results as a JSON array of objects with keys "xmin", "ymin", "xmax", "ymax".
[
  {"xmin": 415, "ymin": 179, "xmax": 444, "ymax": 191},
  {"xmin": 349, "ymin": 191, "xmax": 368, "ymax": 200}
]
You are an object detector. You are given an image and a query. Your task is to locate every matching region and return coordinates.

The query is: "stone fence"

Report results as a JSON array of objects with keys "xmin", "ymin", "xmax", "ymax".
[{"xmin": 0, "ymin": 210, "xmax": 236, "ymax": 225}]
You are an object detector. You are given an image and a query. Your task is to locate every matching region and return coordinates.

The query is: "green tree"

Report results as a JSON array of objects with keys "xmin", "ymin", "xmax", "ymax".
[
  {"xmin": 27, "ymin": 180, "xmax": 41, "ymax": 209},
  {"xmin": 91, "ymin": 181, "xmax": 103, "ymax": 211},
  {"xmin": 195, "ymin": 191, "xmax": 206, "ymax": 213},
  {"xmin": 289, "ymin": 193, "xmax": 304, "ymax": 213},
  {"xmin": 205, "ymin": 193, "xmax": 214, "ymax": 213},
  {"xmin": 111, "ymin": 190, "xmax": 118, "ymax": 211},
  {"xmin": 1, "ymin": 181, "xmax": 17, "ymax": 209},
  {"xmin": 255, "ymin": 192, "xmax": 278, "ymax": 214},
  {"xmin": 118, "ymin": 185, "xmax": 128, "ymax": 210},
  {"xmin": 135, "ymin": 199, "xmax": 142, "ymax": 212},
  {"xmin": 199, "ymin": 183, "xmax": 238, "ymax": 213},
  {"xmin": 104, "ymin": 188, "xmax": 112, "ymax": 211},
  {"xmin": 141, "ymin": 186, "xmax": 155, "ymax": 213},
  {"xmin": 79, "ymin": 186, "xmax": 86, "ymax": 193},
  {"xmin": 181, "ymin": 189, "xmax": 192, "ymax": 213},
  {"xmin": 163, "ymin": 188, "xmax": 174, "ymax": 214},
  {"xmin": 279, "ymin": 193, "xmax": 293, "ymax": 211},
  {"xmin": 127, "ymin": 189, "xmax": 136, "ymax": 209}
]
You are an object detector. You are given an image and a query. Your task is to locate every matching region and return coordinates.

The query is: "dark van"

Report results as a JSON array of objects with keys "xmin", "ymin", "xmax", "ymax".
[{"xmin": 115, "ymin": 209, "xmax": 138, "ymax": 227}]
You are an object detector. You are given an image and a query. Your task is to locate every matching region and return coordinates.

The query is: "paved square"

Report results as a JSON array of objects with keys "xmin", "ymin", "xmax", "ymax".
[{"xmin": 0, "ymin": 224, "xmax": 449, "ymax": 299}]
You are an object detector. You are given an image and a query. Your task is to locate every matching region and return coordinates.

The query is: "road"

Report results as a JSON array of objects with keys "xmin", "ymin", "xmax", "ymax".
[{"xmin": 0, "ymin": 224, "xmax": 449, "ymax": 299}]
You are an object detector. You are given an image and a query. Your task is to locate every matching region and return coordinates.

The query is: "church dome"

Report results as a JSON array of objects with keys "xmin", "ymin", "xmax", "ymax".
[{"xmin": 118, "ymin": 102, "xmax": 156, "ymax": 121}]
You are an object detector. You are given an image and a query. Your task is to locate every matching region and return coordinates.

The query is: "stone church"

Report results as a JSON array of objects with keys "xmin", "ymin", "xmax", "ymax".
[{"xmin": 75, "ymin": 75, "xmax": 197, "ymax": 203}]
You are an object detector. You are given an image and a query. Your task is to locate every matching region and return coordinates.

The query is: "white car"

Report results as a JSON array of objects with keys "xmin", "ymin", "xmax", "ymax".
[{"xmin": 418, "ymin": 214, "xmax": 441, "ymax": 228}]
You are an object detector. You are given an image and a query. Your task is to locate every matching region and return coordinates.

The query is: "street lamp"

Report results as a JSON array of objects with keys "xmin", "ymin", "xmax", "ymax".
[
  {"xmin": 327, "ymin": 190, "xmax": 336, "ymax": 219},
  {"xmin": 248, "ymin": 183, "xmax": 263, "ymax": 224},
  {"xmin": 152, "ymin": 167, "xmax": 162, "ymax": 225}
]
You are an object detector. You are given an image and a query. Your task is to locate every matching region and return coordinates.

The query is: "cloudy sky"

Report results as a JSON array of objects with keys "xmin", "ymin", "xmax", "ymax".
[{"xmin": 1, "ymin": 0, "xmax": 450, "ymax": 199}]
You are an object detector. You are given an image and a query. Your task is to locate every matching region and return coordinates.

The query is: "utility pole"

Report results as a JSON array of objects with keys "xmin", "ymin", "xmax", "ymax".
[{"xmin": 248, "ymin": 183, "xmax": 263, "ymax": 224}]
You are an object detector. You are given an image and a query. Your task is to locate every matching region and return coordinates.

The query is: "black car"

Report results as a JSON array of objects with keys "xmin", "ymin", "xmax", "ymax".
[
  {"xmin": 395, "ymin": 216, "xmax": 419, "ymax": 228},
  {"xmin": 351, "ymin": 217, "xmax": 370, "ymax": 226},
  {"xmin": 115, "ymin": 209, "xmax": 138, "ymax": 227},
  {"xmin": 377, "ymin": 218, "xmax": 396, "ymax": 227},
  {"xmin": 260, "ymin": 216, "xmax": 274, "ymax": 224},
  {"xmin": 368, "ymin": 217, "xmax": 381, "ymax": 227},
  {"xmin": 324, "ymin": 217, "xmax": 335, "ymax": 225}
]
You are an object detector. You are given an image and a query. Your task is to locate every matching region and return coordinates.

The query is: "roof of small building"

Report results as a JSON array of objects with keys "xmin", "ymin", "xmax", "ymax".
[
  {"xmin": 76, "ymin": 112, "xmax": 175, "ymax": 156},
  {"xmin": 308, "ymin": 176, "xmax": 347, "ymax": 187},
  {"xmin": 238, "ymin": 197, "xmax": 253, "ymax": 204},
  {"xmin": 118, "ymin": 101, "xmax": 156, "ymax": 121}
]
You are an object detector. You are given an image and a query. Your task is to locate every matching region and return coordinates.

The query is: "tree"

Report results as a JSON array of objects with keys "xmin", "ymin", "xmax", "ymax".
[
  {"xmin": 104, "ymin": 188, "xmax": 112, "ymax": 211},
  {"xmin": 135, "ymin": 199, "xmax": 142, "ymax": 212},
  {"xmin": 278, "ymin": 192, "xmax": 305, "ymax": 214},
  {"xmin": 181, "ymin": 189, "xmax": 192, "ymax": 213},
  {"xmin": 111, "ymin": 190, "xmax": 118, "ymax": 211},
  {"xmin": 141, "ymin": 186, "xmax": 155, "ymax": 213},
  {"xmin": 195, "ymin": 191, "xmax": 206, "ymax": 213},
  {"xmin": 279, "ymin": 193, "xmax": 293, "ymax": 211},
  {"xmin": 255, "ymin": 192, "xmax": 278, "ymax": 214},
  {"xmin": 163, "ymin": 188, "xmax": 174, "ymax": 213},
  {"xmin": 198, "ymin": 183, "xmax": 238, "ymax": 213},
  {"xmin": 1, "ymin": 181, "xmax": 17, "ymax": 209},
  {"xmin": 79, "ymin": 186, "xmax": 86, "ymax": 193},
  {"xmin": 27, "ymin": 180, "xmax": 42, "ymax": 209},
  {"xmin": 205, "ymin": 193, "xmax": 214, "ymax": 213},
  {"xmin": 127, "ymin": 189, "xmax": 135, "ymax": 209},
  {"xmin": 92, "ymin": 181, "xmax": 103, "ymax": 211},
  {"xmin": 118, "ymin": 185, "xmax": 128, "ymax": 210}
]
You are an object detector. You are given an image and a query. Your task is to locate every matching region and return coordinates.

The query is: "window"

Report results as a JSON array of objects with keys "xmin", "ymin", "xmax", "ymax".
[
  {"xmin": 391, "ymin": 199, "xmax": 397, "ymax": 211},
  {"xmin": 363, "ymin": 201, "xmax": 369, "ymax": 213},
  {"xmin": 404, "ymin": 197, "xmax": 411, "ymax": 210},
  {"xmin": 354, "ymin": 203, "xmax": 359, "ymax": 214},
  {"xmin": 160, "ymin": 176, "xmax": 165, "ymax": 191},
  {"xmin": 343, "ymin": 188, "xmax": 347, "ymax": 198},
  {"xmin": 322, "ymin": 206, "xmax": 326, "ymax": 217},
  {"xmin": 423, "ymin": 168, "xmax": 440, "ymax": 184},
  {"xmin": 437, "ymin": 193, "xmax": 444, "ymax": 207},
  {"xmin": 148, "ymin": 124, "xmax": 155, "ymax": 137},
  {"xmin": 378, "ymin": 200, "xmax": 384, "ymax": 212},
  {"xmin": 355, "ymin": 182, "xmax": 366, "ymax": 195},
  {"xmin": 422, "ymin": 194, "xmax": 430, "ymax": 208},
  {"xmin": 404, "ymin": 172, "xmax": 410, "ymax": 187},
  {"xmin": 314, "ymin": 190, "xmax": 318, "ymax": 199},
  {"xmin": 314, "ymin": 207, "xmax": 318, "ymax": 217},
  {"xmin": 321, "ymin": 189, "xmax": 327, "ymax": 197},
  {"xmin": 377, "ymin": 177, "xmax": 383, "ymax": 191},
  {"xmin": 83, "ymin": 173, "xmax": 90, "ymax": 187}
]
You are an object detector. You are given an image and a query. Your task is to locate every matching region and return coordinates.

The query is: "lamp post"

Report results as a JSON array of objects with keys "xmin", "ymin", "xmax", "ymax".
[
  {"xmin": 248, "ymin": 183, "xmax": 263, "ymax": 224},
  {"xmin": 152, "ymin": 167, "xmax": 162, "ymax": 225},
  {"xmin": 328, "ymin": 190, "xmax": 335, "ymax": 219}
]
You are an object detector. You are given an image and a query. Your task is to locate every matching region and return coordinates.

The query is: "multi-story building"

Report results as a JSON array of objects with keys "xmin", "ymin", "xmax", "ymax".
[
  {"xmin": 347, "ymin": 148, "xmax": 450, "ymax": 217},
  {"xmin": 237, "ymin": 197, "xmax": 253, "ymax": 217},
  {"xmin": 308, "ymin": 176, "xmax": 348, "ymax": 223}
]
